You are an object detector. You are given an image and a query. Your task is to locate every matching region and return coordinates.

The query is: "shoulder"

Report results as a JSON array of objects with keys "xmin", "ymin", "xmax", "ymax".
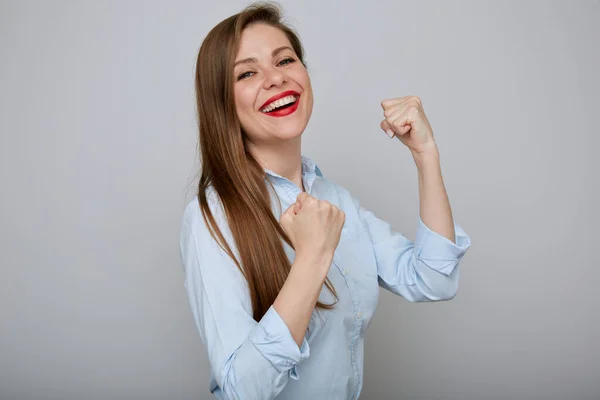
[
  {"xmin": 180, "ymin": 186, "xmax": 229, "ymax": 243},
  {"xmin": 179, "ymin": 187, "xmax": 241, "ymax": 274},
  {"xmin": 181, "ymin": 186, "xmax": 222, "ymax": 220},
  {"xmin": 178, "ymin": 189, "xmax": 249, "ymax": 300}
]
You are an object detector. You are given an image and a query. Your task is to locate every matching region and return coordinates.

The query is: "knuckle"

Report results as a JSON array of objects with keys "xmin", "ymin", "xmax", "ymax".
[{"xmin": 304, "ymin": 195, "xmax": 315, "ymax": 205}]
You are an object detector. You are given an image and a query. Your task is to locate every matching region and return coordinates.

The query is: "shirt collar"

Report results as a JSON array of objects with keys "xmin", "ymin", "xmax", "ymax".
[
  {"xmin": 263, "ymin": 155, "xmax": 323, "ymax": 195},
  {"xmin": 263, "ymin": 155, "xmax": 323, "ymax": 180}
]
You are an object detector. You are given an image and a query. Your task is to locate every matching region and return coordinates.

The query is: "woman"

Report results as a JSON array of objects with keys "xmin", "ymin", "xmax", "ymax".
[{"xmin": 179, "ymin": 2, "xmax": 472, "ymax": 399}]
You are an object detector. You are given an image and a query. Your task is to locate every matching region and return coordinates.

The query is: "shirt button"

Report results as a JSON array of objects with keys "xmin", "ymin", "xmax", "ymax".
[
  {"xmin": 342, "ymin": 268, "xmax": 349, "ymax": 276},
  {"xmin": 356, "ymin": 311, "xmax": 363, "ymax": 319}
]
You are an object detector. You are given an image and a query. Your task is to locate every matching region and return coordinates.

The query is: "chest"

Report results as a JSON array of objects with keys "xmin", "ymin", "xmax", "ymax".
[{"xmin": 274, "ymin": 182, "xmax": 381, "ymax": 338}]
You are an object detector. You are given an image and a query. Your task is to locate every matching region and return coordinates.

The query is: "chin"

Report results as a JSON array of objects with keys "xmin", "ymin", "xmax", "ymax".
[
  {"xmin": 283, "ymin": 119, "xmax": 309, "ymax": 137},
  {"xmin": 273, "ymin": 126, "xmax": 304, "ymax": 140}
]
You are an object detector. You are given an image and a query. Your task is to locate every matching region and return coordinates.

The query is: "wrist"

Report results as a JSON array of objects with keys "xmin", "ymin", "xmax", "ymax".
[
  {"xmin": 295, "ymin": 251, "xmax": 333, "ymax": 274},
  {"xmin": 412, "ymin": 146, "xmax": 440, "ymax": 169}
]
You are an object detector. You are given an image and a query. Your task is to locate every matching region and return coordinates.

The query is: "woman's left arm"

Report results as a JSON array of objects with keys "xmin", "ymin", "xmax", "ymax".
[
  {"xmin": 349, "ymin": 96, "xmax": 472, "ymax": 301},
  {"xmin": 381, "ymin": 96, "xmax": 456, "ymax": 243},
  {"xmin": 414, "ymin": 148, "xmax": 456, "ymax": 244}
]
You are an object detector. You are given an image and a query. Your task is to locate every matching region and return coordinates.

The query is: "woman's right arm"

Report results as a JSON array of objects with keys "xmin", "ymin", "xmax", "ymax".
[
  {"xmin": 272, "ymin": 250, "xmax": 332, "ymax": 347},
  {"xmin": 179, "ymin": 199, "xmax": 330, "ymax": 400}
]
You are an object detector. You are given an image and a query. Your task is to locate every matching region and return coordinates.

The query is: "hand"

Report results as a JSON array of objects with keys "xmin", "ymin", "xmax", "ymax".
[
  {"xmin": 380, "ymin": 96, "xmax": 438, "ymax": 155},
  {"xmin": 279, "ymin": 192, "xmax": 345, "ymax": 265}
]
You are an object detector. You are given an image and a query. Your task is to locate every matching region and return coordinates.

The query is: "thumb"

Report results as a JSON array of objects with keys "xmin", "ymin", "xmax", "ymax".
[
  {"xmin": 282, "ymin": 202, "xmax": 301, "ymax": 218},
  {"xmin": 293, "ymin": 201, "xmax": 302, "ymax": 215},
  {"xmin": 380, "ymin": 119, "xmax": 395, "ymax": 138},
  {"xmin": 280, "ymin": 202, "xmax": 296, "ymax": 222}
]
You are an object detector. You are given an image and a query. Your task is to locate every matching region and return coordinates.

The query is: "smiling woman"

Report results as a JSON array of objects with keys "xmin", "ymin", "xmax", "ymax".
[
  {"xmin": 191, "ymin": 1, "xmax": 334, "ymax": 325},
  {"xmin": 180, "ymin": 1, "xmax": 472, "ymax": 399},
  {"xmin": 233, "ymin": 24, "xmax": 312, "ymax": 140}
]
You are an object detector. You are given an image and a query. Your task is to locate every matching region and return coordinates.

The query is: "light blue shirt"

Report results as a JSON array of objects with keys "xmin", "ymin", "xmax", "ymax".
[{"xmin": 179, "ymin": 155, "xmax": 472, "ymax": 400}]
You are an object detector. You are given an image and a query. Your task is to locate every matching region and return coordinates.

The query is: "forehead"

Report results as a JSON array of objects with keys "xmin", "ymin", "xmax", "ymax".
[{"xmin": 236, "ymin": 23, "xmax": 292, "ymax": 57}]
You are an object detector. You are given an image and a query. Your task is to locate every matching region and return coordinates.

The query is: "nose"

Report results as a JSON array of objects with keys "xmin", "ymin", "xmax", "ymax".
[{"xmin": 262, "ymin": 66, "xmax": 287, "ymax": 89}]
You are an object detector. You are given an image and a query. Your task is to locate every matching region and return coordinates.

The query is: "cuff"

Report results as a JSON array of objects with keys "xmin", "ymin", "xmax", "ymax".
[
  {"xmin": 249, "ymin": 305, "xmax": 310, "ymax": 380},
  {"xmin": 415, "ymin": 215, "xmax": 472, "ymax": 276}
]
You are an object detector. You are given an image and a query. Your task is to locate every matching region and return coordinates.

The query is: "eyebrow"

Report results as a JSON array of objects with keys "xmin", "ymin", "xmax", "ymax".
[{"xmin": 233, "ymin": 46, "xmax": 294, "ymax": 68}]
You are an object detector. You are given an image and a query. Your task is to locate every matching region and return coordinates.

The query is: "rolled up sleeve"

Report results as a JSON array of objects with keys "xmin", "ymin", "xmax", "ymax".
[
  {"xmin": 353, "ymin": 195, "xmax": 472, "ymax": 302},
  {"xmin": 415, "ymin": 215, "xmax": 471, "ymax": 276},
  {"xmin": 249, "ymin": 305, "xmax": 310, "ymax": 380},
  {"xmin": 180, "ymin": 198, "xmax": 310, "ymax": 400}
]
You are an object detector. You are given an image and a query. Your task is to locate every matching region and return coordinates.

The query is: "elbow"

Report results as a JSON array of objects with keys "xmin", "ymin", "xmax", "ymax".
[
  {"xmin": 216, "ymin": 358, "xmax": 243, "ymax": 400},
  {"xmin": 418, "ymin": 285, "xmax": 458, "ymax": 302},
  {"xmin": 215, "ymin": 350, "xmax": 261, "ymax": 400},
  {"xmin": 434, "ymin": 275, "xmax": 459, "ymax": 301},
  {"xmin": 413, "ymin": 261, "xmax": 460, "ymax": 302},
  {"xmin": 214, "ymin": 346, "xmax": 289, "ymax": 400},
  {"xmin": 437, "ymin": 282, "xmax": 458, "ymax": 301}
]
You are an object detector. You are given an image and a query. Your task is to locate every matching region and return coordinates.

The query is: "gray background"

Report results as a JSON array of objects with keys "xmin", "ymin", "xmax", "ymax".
[{"xmin": 1, "ymin": 0, "xmax": 598, "ymax": 399}]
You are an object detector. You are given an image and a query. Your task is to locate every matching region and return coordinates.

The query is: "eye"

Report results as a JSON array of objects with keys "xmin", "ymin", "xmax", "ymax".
[
  {"xmin": 278, "ymin": 57, "xmax": 295, "ymax": 66},
  {"xmin": 236, "ymin": 58, "xmax": 296, "ymax": 81},
  {"xmin": 237, "ymin": 71, "xmax": 254, "ymax": 81}
]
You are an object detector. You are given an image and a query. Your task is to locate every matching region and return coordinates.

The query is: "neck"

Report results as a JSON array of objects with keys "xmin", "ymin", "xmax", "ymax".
[{"xmin": 246, "ymin": 135, "xmax": 304, "ymax": 192}]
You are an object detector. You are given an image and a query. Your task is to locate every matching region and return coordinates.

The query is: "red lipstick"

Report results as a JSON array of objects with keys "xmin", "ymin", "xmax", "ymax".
[
  {"xmin": 259, "ymin": 90, "xmax": 300, "ymax": 111},
  {"xmin": 263, "ymin": 99, "xmax": 300, "ymax": 117}
]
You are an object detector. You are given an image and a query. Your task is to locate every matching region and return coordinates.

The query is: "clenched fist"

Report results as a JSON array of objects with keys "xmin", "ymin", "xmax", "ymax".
[{"xmin": 280, "ymin": 192, "xmax": 345, "ymax": 265}]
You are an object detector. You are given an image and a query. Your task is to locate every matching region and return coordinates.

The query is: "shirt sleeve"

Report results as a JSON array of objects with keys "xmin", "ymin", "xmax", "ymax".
[
  {"xmin": 352, "ymin": 195, "xmax": 472, "ymax": 302},
  {"xmin": 179, "ymin": 197, "xmax": 310, "ymax": 400}
]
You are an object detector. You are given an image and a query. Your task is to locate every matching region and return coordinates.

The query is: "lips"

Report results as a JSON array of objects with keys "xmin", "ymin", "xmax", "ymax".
[
  {"xmin": 261, "ymin": 98, "xmax": 300, "ymax": 118},
  {"xmin": 259, "ymin": 90, "xmax": 301, "ymax": 110}
]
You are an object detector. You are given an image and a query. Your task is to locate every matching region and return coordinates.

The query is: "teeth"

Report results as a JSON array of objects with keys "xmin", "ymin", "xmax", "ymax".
[{"xmin": 261, "ymin": 95, "xmax": 299, "ymax": 113}]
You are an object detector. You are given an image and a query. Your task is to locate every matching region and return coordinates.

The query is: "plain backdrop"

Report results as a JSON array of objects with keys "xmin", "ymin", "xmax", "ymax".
[{"xmin": 1, "ymin": 0, "xmax": 599, "ymax": 399}]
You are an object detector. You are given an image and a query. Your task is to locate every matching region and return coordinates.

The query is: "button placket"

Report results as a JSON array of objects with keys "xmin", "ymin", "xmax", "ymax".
[{"xmin": 332, "ymin": 252, "xmax": 364, "ymax": 400}]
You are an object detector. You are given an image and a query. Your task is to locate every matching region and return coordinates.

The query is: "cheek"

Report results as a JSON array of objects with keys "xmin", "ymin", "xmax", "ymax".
[
  {"xmin": 302, "ymin": 81, "xmax": 314, "ymax": 111},
  {"xmin": 298, "ymin": 74, "xmax": 313, "ymax": 103},
  {"xmin": 234, "ymin": 86, "xmax": 256, "ymax": 115}
]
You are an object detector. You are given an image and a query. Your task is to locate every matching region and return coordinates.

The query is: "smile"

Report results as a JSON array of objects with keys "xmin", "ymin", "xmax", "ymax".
[{"xmin": 259, "ymin": 91, "xmax": 301, "ymax": 117}]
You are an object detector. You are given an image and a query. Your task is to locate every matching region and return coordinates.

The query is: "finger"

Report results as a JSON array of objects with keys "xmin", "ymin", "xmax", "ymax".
[
  {"xmin": 389, "ymin": 118, "xmax": 412, "ymax": 135},
  {"xmin": 383, "ymin": 96, "xmax": 422, "ymax": 110},
  {"xmin": 380, "ymin": 119, "xmax": 395, "ymax": 138},
  {"xmin": 339, "ymin": 210, "xmax": 346, "ymax": 225},
  {"xmin": 296, "ymin": 191, "xmax": 310, "ymax": 205},
  {"xmin": 280, "ymin": 203, "xmax": 295, "ymax": 223},
  {"xmin": 389, "ymin": 109, "xmax": 417, "ymax": 135},
  {"xmin": 293, "ymin": 201, "xmax": 302, "ymax": 214},
  {"xmin": 279, "ymin": 212, "xmax": 294, "ymax": 237},
  {"xmin": 384, "ymin": 116, "xmax": 409, "ymax": 136},
  {"xmin": 381, "ymin": 97, "xmax": 411, "ymax": 111},
  {"xmin": 318, "ymin": 199, "xmax": 332, "ymax": 209},
  {"xmin": 384, "ymin": 105, "xmax": 406, "ymax": 121}
]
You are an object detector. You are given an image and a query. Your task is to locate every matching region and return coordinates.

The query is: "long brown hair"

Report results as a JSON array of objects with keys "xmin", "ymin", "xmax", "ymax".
[{"xmin": 194, "ymin": 1, "xmax": 338, "ymax": 322}]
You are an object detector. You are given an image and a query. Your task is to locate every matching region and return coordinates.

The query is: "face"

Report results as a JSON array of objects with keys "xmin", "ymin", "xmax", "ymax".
[{"xmin": 233, "ymin": 23, "xmax": 313, "ymax": 145}]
